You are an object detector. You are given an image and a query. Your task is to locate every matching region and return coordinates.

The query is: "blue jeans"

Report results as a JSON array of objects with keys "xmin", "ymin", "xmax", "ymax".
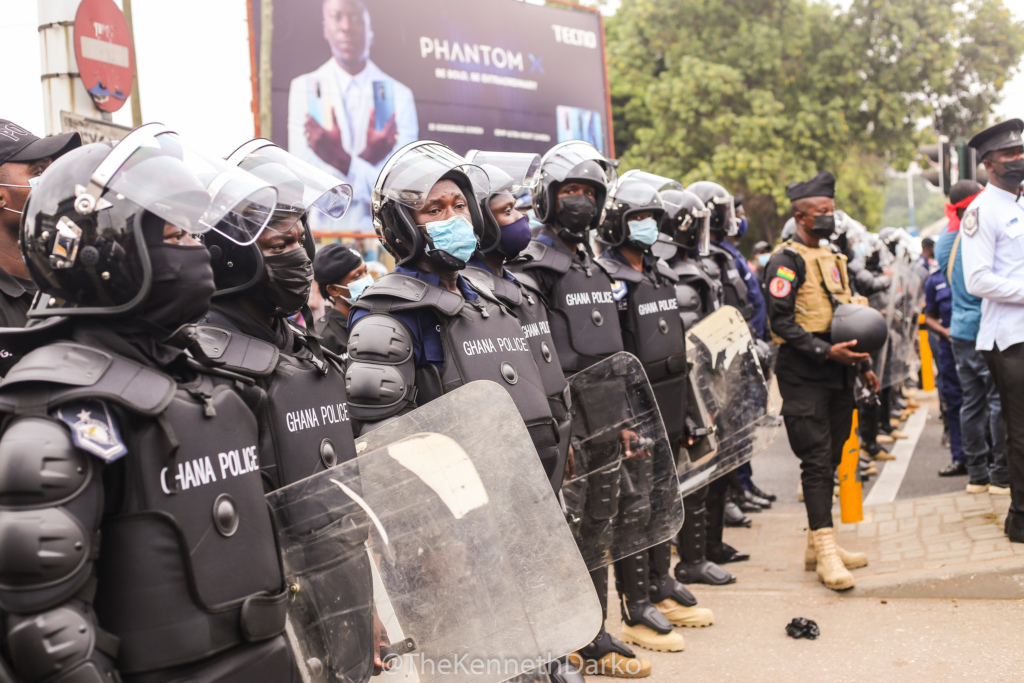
[{"xmin": 951, "ymin": 337, "xmax": 1009, "ymax": 486}]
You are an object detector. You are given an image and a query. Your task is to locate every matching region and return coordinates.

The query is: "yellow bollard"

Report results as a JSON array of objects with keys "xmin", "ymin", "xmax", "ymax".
[
  {"xmin": 919, "ymin": 312, "xmax": 935, "ymax": 392},
  {"xmin": 837, "ymin": 410, "xmax": 863, "ymax": 523}
]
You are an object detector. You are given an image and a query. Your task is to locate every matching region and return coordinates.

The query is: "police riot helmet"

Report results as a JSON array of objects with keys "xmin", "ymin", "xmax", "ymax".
[
  {"xmin": 532, "ymin": 140, "xmax": 617, "ymax": 240},
  {"xmin": 21, "ymin": 124, "xmax": 277, "ymax": 318},
  {"xmin": 830, "ymin": 303, "xmax": 888, "ymax": 355},
  {"xmin": 372, "ymin": 141, "xmax": 490, "ymax": 269},
  {"xmin": 598, "ymin": 174, "xmax": 667, "ymax": 248},
  {"xmin": 658, "ymin": 188, "xmax": 710, "ymax": 254},
  {"xmin": 464, "ymin": 149, "xmax": 540, "ymax": 260},
  {"xmin": 685, "ymin": 181, "xmax": 736, "ymax": 237},
  {"xmin": 206, "ymin": 139, "xmax": 353, "ymax": 298}
]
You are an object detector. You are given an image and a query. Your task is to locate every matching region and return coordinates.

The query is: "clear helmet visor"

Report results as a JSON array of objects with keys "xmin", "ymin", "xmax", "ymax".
[
  {"xmin": 465, "ymin": 150, "xmax": 541, "ymax": 195},
  {"xmin": 95, "ymin": 125, "xmax": 277, "ymax": 246},
  {"xmin": 374, "ymin": 141, "xmax": 488, "ymax": 210},
  {"xmin": 228, "ymin": 141, "xmax": 353, "ymax": 233},
  {"xmin": 617, "ymin": 169, "xmax": 683, "ymax": 193},
  {"xmin": 697, "ymin": 212, "xmax": 712, "ymax": 255},
  {"xmin": 611, "ymin": 177, "xmax": 665, "ymax": 211},
  {"xmin": 539, "ymin": 140, "xmax": 617, "ymax": 187},
  {"xmin": 712, "ymin": 195, "xmax": 737, "ymax": 235}
]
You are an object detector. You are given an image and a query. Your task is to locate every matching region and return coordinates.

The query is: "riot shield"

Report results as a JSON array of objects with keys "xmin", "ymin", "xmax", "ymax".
[
  {"xmin": 679, "ymin": 306, "xmax": 778, "ymax": 495},
  {"xmin": 561, "ymin": 353, "xmax": 685, "ymax": 569},
  {"xmin": 876, "ymin": 253, "xmax": 923, "ymax": 389},
  {"xmin": 268, "ymin": 381, "xmax": 601, "ymax": 683}
]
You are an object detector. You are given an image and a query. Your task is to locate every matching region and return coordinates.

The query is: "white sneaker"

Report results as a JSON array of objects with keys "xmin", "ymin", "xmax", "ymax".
[
  {"xmin": 989, "ymin": 485, "xmax": 1010, "ymax": 496},
  {"xmin": 966, "ymin": 483, "xmax": 990, "ymax": 494}
]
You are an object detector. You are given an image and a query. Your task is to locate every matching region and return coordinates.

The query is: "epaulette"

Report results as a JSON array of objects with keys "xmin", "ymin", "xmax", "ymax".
[
  {"xmin": 194, "ymin": 325, "xmax": 279, "ymax": 377},
  {"xmin": 352, "ymin": 273, "xmax": 465, "ymax": 317}
]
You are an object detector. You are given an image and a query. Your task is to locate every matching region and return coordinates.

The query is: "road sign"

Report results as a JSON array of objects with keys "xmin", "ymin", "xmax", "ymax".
[
  {"xmin": 73, "ymin": 0, "xmax": 136, "ymax": 113},
  {"xmin": 60, "ymin": 111, "xmax": 132, "ymax": 143}
]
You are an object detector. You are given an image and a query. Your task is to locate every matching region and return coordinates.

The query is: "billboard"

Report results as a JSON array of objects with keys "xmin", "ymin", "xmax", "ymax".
[{"xmin": 254, "ymin": 0, "xmax": 612, "ymax": 230}]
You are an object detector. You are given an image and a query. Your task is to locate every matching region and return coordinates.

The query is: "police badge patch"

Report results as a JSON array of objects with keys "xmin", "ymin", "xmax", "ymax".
[
  {"xmin": 53, "ymin": 399, "xmax": 128, "ymax": 462},
  {"xmin": 962, "ymin": 209, "xmax": 979, "ymax": 237}
]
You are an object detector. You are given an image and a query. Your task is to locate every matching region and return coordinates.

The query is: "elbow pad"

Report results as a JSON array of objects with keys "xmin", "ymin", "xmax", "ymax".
[
  {"xmin": 345, "ymin": 314, "xmax": 418, "ymax": 421},
  {"xmin": 0, "ymin": 418, "xmax": 117, "ymax": 683}
]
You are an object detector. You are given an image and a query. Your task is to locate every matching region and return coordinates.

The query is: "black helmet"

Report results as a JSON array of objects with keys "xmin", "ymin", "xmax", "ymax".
[
  {"xmin": 532, "ymin": 140, "xmax": 617, "ymax": 238},
  {"xmin": 685, "ymin": 181, "xmax": 736, "ymax": 237},
  {"xmin": 21, "ymin": 124, "xmax": 277, "ymax": 318},
  {"xmin": 781, "ymin": 217, "xmax": 797, "ymax": 242},
  {"xmin": 598, "ymin": 175, "xmax": 666, "ymax": 248},
  {"xmin": 464, "ymin": 149, "xmax": 540, "ymax": 260},
  {"xmin": 830, "ymin": 303, "xmax": 888, "ymax": 354},
  {"xmin": 372, "ymin": 141, "xmax": 490, "ymax": 270},
  {"xmin": 659, "ymin": 188, "xmax": 710, "ymax": 253},
  {"xmin": 206, "ymin": 139, "xmax": 353, "ymax": 298}
]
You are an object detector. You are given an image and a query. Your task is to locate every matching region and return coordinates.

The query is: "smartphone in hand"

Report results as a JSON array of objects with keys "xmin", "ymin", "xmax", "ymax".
[
  {"xmin": 307, "ymin": 78, "xmax": 333, "ymax": 129},
  {"xmin": 373, "ymin": 81, "xmax": 395, "ymax": 131}
]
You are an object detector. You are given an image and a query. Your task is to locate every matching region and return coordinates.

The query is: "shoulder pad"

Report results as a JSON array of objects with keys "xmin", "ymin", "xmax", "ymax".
[
  {"xmin": 655, "ymin": 259, "xmax": 679, "ymax": 282},
  {"xmin": 346, "ymin": 314, "xmax": 417, "ymax": 420},
  {"xmin": 0, "ymin": 342, "xmax": 176, "ymax": 416},
  {"xmin": 783, "ymin": 247, "xmax": 800, "ymax": 257},
  {"xmin": 595, "ymin": 257, "xmax": 643, "ymax": 283},
  {"xmin": 354, "ymin": 273, "xmax": 465, "ymax": 317},
  {"xmin": 518, "ymin": 240, "xmax": 573, "ymax": 274},
  {"xmin": 511, "ymin": 269, "xmax": 542, "ymax": 296},
  {"xmin": 194, "ymin": 325, "xmax": 279, "ymax": 377}
]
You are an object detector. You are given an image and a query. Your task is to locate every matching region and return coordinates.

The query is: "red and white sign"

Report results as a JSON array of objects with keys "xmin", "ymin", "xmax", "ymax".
[{"xmin": 73, "ymin": 0, "xmax": 136, "ymax": 113}]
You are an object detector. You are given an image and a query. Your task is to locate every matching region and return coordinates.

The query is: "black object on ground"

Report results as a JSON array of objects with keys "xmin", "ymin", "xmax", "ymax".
[{"xmin": 785, "ymin": 618, "xmax": 820, "ymax": 640}]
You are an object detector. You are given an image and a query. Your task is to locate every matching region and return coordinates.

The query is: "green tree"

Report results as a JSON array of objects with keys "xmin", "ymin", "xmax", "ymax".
[{"xmin": 605, "ymin": 0, "xmax": 1024, "ymax": 249}]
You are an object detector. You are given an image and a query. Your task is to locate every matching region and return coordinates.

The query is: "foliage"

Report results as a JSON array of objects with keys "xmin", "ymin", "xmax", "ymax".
[
  {"xmin": 605, "ymin": 0, "xmax": 1024, "ymax": 249},
  {"xmin": 880, "ymin": 174, "xmax": 948, "ymax": 231}
]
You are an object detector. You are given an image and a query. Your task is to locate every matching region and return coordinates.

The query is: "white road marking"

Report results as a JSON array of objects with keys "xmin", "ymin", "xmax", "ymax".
[{"xmin": 863, "ymin": 408, "xmax": 930, "ymax": 506}]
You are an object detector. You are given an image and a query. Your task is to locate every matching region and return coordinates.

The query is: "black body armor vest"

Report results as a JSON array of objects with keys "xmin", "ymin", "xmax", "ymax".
[
  {"xmin": 353, "ymin": 273, "xmax": 558, "ymax": 448},
  {"xmin": 668, "ymin": 257, "xmax": 723, "ymax": 329},
  {"xmin": 514, "ymin": 234, "xmax": 624, "ymax": 374},
  {"xmin": 706, "ymin": 243, "xmax": 754, "ymax": 321},
  {"xmin": 315, "ymin": 307, "xmax": 351, "ymax": 359},
  {"xmin": 0, "ymin": 342, "xmax": 292, "ymax": 680},
  {"xmin": 599, "ymin": 256, "xmax": 688, "ymax": 439},
  {"xmin": 196, "ymin": 319, "xmax": 358, "ymax": 492}
]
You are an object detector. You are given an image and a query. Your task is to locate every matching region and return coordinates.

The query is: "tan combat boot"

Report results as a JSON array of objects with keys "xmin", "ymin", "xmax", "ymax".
[
  {"xmin": 619, "ymin": 623, "xmax": 685, "ymax": 653},
  {"xmin": 568, "ymin": 652, "xmax": 652, "ymax": 678},
  {"xmin": 655, "ymin": 599, "xmax": 714, "ymax": 628},
  {"xmin": 810, "ymin": 528, "xmax": 856, "ymax": 590},
  {"xmin": 804, "ymin": 529, "xmax": 868, "ymax": 570}
]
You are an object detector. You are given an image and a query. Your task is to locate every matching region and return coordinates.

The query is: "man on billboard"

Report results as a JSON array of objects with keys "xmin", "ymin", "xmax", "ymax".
[{"xmin": 288, "ymin": 0, "xmax": 419, "ymax": 230}]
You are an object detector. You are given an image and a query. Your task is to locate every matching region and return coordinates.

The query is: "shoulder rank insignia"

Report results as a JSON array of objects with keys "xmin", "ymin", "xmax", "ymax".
[
  {"xmin": 611, "ymin": 279, "xmax": 628, "ymax": 301},
  {"xmin": 962, "ymin": 208, "xmax": 979, "ymax": 237},
  {"xmin": 53, "ymin": 399, "xmax": 128, "ymax": 462}
]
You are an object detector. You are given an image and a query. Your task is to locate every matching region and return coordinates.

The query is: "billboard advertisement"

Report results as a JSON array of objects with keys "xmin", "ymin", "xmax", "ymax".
[{"xmin": 254, "ymin": 0, "xmax": 612, "ymax": 230}]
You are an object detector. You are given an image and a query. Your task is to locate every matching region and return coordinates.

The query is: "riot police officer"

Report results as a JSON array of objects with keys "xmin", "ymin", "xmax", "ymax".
[
  {"xmin": 508, "ymin": 142, "xmax": 656, "ymax": 676},
  {"xmin": 598, "ymin": 173, "xmax": 713, "ymax": 642},
  {"xmin": 0, "ymin": 127, "xmax": 300, "ymax": 683},
  {"xmin": 313, "ymin": 243, "xmax": 373, "ymax": 358},
  {"xmin": 461, "ymin": 150, "xmax": 573, "ymax": 491},
  {"xmin": 764, "ymin": 171, "xmax": 878, "ymax": 591},
  {"xmin": 657, "ymin": 188, "xmax": 746, "ymax": 583}
]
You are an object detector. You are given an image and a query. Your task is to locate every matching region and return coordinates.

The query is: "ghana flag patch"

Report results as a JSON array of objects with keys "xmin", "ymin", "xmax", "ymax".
[{"xmin": 776, "ymin": 266, "xmax": 796, "ymax": 282}]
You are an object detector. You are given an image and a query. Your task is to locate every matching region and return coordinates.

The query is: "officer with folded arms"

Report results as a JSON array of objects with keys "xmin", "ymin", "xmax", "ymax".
[{"xmin": 763, "ymin": 171, "xmax": 878, "ymax": 591}]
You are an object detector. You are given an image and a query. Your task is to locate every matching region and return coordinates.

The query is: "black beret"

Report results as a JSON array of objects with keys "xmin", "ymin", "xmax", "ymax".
[
  {"xmin": 969, "ymin": 118, "xmax": 1023, "ymax": 160},
  {"xmin": 786, "ymin": 171, "xmax": 835, "ymax": 202},
  {"xmin": 313, "ymin": 243, "xmax": 363, "ymax": 285}
]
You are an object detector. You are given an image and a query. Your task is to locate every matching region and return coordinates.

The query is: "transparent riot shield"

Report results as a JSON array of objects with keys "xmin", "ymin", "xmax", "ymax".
[
  {"xmin": 269, "ymin": 381, "xmax": 602, "ymax": 683},
  {"xmin": 679, "ymin": 306, "xmax": 778, "ymax": 495},
  {"xmin": 876, "ymin": 253, "xmax": 923, "ymax": 389},
  {"xmin": 560, "ymin": 353, "xmax": 685, "ymax": 569}
]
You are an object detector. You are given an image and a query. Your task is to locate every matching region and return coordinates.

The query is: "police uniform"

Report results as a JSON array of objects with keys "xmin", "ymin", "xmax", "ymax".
[
  {"xmin": 315, "ymin": 307, "xmax": 351, "ymax": 358},
  {"xmin": 924, "ymin": 269, "xmax": 964, "ymax": 468},
  {"xmin": 765, "ymin": 182, "xmax": 862, "ymax": 534},
  {"xmin": 312, "ymin": 244, "xmax": 367, "ymax": 358},
  {"xmin": 961, "ymin": 118, "xmax": 1024, "ymax": 542}
]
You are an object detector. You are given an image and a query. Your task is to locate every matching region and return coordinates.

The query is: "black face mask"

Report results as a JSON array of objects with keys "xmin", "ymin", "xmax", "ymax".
[
  {"xmin": 260, "ymin": 246, "xmax": 314, "ymax": 316},
  {"xmin": 992, "ymin": 158, "xmax": 1024, "ymax": 186},
  {"xmin": 140, "ymin": 244, "xmax": 216, "ymax": 331},
  {"xmin": 555, "ymin": 194, "xmax": 598, "ymax": 240},
  {"xmin": 812, "ymin": 214, "xmax": 836, "ymax": 238}
]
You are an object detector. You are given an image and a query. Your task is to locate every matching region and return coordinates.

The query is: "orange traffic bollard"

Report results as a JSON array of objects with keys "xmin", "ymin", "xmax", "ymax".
[
  {"xmin": 837, "ymin": 410, "xmax": 863, "ymax": 523},
  {"xmin": 919, "ymin": 312, "xmax": 935, "ymax": 392}
]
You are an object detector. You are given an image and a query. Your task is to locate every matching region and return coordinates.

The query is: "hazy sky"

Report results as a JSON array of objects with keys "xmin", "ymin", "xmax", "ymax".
[{"xmin": 1, "ymin": 0, "xmax": 1021, "ymax": 154}]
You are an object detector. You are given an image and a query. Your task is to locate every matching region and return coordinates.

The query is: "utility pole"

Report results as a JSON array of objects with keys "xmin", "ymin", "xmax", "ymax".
[
  {"xmin": 259, "ymin": 0, "xmax": 273, "ymax": 138},
  {"xmin": 122, "ymin": 0, "xmax": 143, "ymax": 128},
  {"xmin": 907, "ymin": 170, "xmax": 916, "ymax": 231},
  {"xmin": 38, "ymin": 0, "xmax": 103, "ymax": 136}
]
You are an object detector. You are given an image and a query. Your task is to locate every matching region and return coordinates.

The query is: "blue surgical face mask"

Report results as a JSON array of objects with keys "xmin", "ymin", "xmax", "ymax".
[
  {"xmin": 340, "ymin": 273, "xmax": 375, "ymax": 303},
  {"xmin": 757, "ymin": 253, "xmax": 770, "ymax": 267},
  {"xmin": 627, "ymin": 216, "xmax": 659, "ymax": 247},
  {"xmin": 424, "ymin": 215, "xmax": 478, "ymax": 263}
]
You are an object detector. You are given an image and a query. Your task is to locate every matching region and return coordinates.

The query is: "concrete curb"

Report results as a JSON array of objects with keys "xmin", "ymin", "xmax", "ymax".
[{"xmin": 851, "ymin": 555, "xmax": 1024, "ymax": 600}]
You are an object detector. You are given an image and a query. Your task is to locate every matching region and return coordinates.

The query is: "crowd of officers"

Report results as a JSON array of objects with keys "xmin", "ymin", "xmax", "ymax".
[{"xmin": 0, "ymin": 111, "xmax": 1017, "ymax": 683}]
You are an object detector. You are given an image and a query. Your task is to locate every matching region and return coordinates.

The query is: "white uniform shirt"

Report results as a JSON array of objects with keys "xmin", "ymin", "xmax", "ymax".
[
  {"xmin": 961, "ymin": 183, "xmax": 1024, "ymax": 351},
  {"xmin": 288, "ymin": 58, "xmax": 419, "ymax": 231}
]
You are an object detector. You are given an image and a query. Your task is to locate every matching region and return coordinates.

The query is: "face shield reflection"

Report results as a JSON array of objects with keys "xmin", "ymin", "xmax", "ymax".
[
  {"xmin": 96, "ymin": 125, "xmax": 277, "ymax": 246},
  {"xmin": 618, "ymin": 170, "xmax": 683, "ymax": 193},
  {"xmin": 375, "ymin": 142, "xmax": 488, "ymax": 209},
  {"xmin": 465, "ymin": 151, "xmax": 541, "ymax": 194},
  {"xmin": 539, "ymin": 140, "xmax": 617, "ymax": 188}
]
